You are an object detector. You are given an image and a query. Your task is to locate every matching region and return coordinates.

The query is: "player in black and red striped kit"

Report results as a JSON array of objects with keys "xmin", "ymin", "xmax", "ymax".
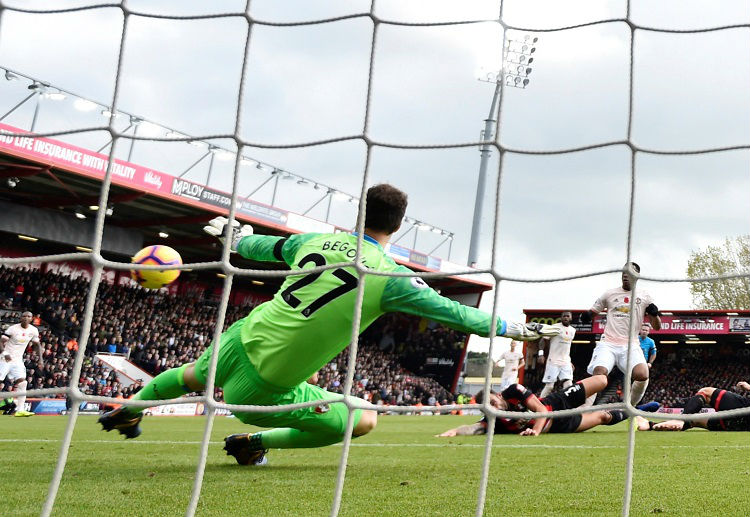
[
  {"xmin": 636, "ymin": 381, "xmax": 750, "ymax": 432},
  {"xmin": 437, "ymin": 374, "xmax": 628, "ymax": 437}
]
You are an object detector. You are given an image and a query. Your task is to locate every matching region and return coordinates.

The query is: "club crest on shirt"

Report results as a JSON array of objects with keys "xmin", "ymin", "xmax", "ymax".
[{"xmin": 314, "ymin": 403, "xmax": 330, "ymax": 414}]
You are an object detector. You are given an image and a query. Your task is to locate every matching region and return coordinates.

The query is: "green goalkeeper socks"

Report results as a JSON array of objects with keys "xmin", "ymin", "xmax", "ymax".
[
  {"xmin": 126, "ymin": 364, "xmax": 191, "ymax": 415},
  {"xmin": 254, "ymin": 428, "xmax": 343, "ymax": 450}
]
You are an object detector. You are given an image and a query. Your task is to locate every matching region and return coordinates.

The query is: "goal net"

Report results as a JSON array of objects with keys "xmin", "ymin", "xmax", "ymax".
[{"xmin": 0, "ymin": 3, "xmax": 748, "ymax": 517}]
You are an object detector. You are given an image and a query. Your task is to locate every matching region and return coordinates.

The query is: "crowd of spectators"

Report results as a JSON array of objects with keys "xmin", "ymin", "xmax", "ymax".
[{"xmin": 1, "ymin": 265, "xmax": 463, "ymax": 406}]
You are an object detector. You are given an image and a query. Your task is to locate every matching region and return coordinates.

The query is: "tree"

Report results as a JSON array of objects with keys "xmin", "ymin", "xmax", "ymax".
[{"xmin": 686, "ymin": 235, "xmax": 750, "ymax": 309}]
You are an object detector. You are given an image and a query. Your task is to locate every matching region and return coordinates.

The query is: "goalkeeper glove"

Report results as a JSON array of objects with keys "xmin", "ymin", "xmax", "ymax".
[
  {"xmin": 203, "ymin": 216, "xmax": 253, "ymax": 252},
  {"xmin": 645, "ymin": 303, "xmax": 659, "ymax": 317}
]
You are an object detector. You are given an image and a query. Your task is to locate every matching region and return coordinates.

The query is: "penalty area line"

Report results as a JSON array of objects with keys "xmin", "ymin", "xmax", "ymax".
[{"xmin": 0, "ymin": 438, "xmax": 748, "ymax": 449}]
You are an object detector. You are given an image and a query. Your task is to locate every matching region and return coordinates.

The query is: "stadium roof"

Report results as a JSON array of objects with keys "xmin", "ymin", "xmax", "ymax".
[{"xmin": 0, "ymin": 123, "xmax": 491, "ymax": 295}]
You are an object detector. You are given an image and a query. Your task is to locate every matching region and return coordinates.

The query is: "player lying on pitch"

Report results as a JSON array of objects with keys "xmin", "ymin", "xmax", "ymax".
[
  {"xmin": 635, "ymin": 381, "xmax": 750, "ymax": 432},
  {"xmin": 436, "ymin": 374, "xmax": 627, "ymax": 437},
  {"xmin": 99, "ymin": 184, "xmax": 560, "ymax": 465}
]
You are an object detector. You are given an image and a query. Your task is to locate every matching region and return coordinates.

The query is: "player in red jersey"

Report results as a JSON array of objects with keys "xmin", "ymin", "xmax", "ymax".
[
  {"xmin": 437, "ymin": 374, "xmax": 627, "ymax": 437},
  {"xmin": 636, "ymin": 382, "xmax": 750, "ymax": 432}
]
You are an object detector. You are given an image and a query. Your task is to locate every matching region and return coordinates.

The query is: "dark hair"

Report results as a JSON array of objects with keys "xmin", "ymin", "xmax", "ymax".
[
  {"xmin": 475, "ymin": 389, "xmax": 498, "ymax": 404},
  {"xmin": 364, "ymin": 184, "xmax": 408, "ymax": 234},
  {"xmin": 627, "ymin": 262, "xmax": 640, "ymax": 273}
]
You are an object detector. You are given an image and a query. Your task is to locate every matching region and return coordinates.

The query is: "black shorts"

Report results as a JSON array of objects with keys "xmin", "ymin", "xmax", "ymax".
[
  {"xmin": 707, "ymin": 389, "xmax": 750, "ymax": 431},
  {"xmin": 541, "ymin": 382, "xmax": 586, "ymax": 433}
]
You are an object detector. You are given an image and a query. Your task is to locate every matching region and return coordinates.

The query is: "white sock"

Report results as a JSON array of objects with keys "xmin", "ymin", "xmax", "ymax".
[
  {"xmin": 562, "ymin": 379, "xmax": 572, "ymax": 389},
  {"xmin": 630, "ymin": 379, "xmax": 649, "ymax": 406},
  {"xmin": 540, "ymin": 383, "xmax": 554, "ymax": 398},
  {"xmin": 582, "ymin": 393, "xmax": 597, "ymax": 407},
  {"xmin": 16, "ymin": 380, "xmax": 27, "ymax": 411}
]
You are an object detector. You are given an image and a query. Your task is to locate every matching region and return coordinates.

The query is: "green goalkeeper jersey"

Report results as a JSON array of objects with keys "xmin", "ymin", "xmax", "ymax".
[{"xmin": 236, "ymin": 232, "xmax": 506, "ymax": 389}]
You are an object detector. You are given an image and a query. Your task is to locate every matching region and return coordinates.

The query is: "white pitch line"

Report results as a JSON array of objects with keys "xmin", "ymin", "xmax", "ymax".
[{"xmin": 0, "ymin": 438, "xmax": 747, "ymax": 449}]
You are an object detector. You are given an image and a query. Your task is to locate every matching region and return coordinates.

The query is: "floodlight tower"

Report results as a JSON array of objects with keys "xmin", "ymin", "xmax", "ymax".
[{"xmin": 467, "ymin": 34, "xmax": 538, "ymax": 268}]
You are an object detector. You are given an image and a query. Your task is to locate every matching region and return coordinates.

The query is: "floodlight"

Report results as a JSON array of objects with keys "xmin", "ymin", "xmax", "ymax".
[
  {"xmin": 333, "ymin": 191, "xmax": 349, "ymax": 201},
  {"xmin": 74, "ymin": 99, "xmax": 97, "ymax": 111}
]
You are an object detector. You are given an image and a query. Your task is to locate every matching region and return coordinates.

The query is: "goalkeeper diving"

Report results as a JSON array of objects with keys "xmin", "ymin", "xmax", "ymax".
[{"xmin": 99, "ymin": 184, "xmax": 560, "ymax": 465}]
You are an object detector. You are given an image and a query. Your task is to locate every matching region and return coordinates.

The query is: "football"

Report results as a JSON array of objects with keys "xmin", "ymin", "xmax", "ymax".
[{"xmin": 130, "ymin": 245, "xmax": 182, "ymax": 289}]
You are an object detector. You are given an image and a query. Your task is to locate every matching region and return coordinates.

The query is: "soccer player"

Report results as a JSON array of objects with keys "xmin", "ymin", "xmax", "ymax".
[
  {"xmin": 636, "ymin": 381, "xmax": 750, "ymax": 432},
  {"xmin": 497, "ymin": 341, "xmax": 525, "ymax": 391},
  {"xmin": 99, "ymin": 184, "xmax": 560, "ymax": 465},
  {"xmin": 538, "ymin": 311, "xmax": 576, "ymax": 398},
  {"xmin": 638, "ymin": 324, "xmax": 656, "ymax": 369},
  {"xmin": 436, "ymin": 374, "xmax": 627, "ymax": 437},
  {"xmin": 1, "ymin": 311, "xmax": 43, "ymax": 417},
  {"xmin": 634, "ymin": 323, "xmax": 660, "ymax": 412},
  {"xmin": 0, "ymin": 397, "xmax": 16, "ymax": 415},
  {"xmin": 580, "ymin": 263, "xmax": 661, "ymax": 407}
]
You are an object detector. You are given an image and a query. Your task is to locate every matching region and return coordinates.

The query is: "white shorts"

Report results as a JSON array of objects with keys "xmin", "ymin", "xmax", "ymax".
[
  {"xmin": 0, "ymin": 360, "xmax": 26, "ymax": 382},
  {"xmin": 586, "ymin": 341, "xmax": 646, "ymax": 376},
  {"xmin": 542, "ymin": 363, "xmax": 574, "ymax": 384},
  {"xmin": 498, "ymin": 376, "xmax": 516, "ymax": 392}
]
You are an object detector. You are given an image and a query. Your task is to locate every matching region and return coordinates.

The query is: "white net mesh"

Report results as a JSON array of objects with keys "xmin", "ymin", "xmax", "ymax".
[{"xmin": 0, "ymin": 2, "xmax": 749, "ymax": 517}]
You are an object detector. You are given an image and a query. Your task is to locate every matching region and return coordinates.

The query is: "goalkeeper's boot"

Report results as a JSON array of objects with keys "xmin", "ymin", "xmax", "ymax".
[
  {"xmin": 14, "ymin": 410, "xmax": 34, "ymax": 417},
  {"xmin": 224, "ymin": 433, "xmax": 268, "ymax": 466},
  {"xmin": 98, "ymin": 406, "xmax": 142, "ymax": 439},
  {"xmin": 503, "ymin": 321, "xmax": 561, "ymax": 341}
]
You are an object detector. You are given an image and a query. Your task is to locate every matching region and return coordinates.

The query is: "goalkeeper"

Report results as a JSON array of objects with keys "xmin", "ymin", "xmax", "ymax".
[{"xmin": 99, "ymin": 184, "xmax": 560, "ymax": 465}]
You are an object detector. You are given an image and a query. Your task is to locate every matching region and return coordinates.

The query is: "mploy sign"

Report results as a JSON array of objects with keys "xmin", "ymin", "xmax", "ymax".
[{"xmin": 170, "ymin": 178, "xmax": 289, "ymax": 226}]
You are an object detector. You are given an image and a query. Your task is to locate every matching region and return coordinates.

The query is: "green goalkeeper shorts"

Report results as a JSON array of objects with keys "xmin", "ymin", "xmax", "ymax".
[{"xmin": 193, "ymin": 318, "xmax": 362, "ymax": 435}]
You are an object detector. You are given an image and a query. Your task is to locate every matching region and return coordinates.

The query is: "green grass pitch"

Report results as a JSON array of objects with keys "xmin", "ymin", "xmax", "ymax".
[{"xmin": 1, "ymin": 414, "xmax": 748, "ymax": 516}]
